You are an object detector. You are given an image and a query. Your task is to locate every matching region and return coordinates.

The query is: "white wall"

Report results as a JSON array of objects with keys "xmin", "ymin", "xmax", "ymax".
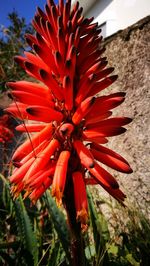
[{"xmin": 72, "ymin": 0, "xmax": 150, "ymax": 37}]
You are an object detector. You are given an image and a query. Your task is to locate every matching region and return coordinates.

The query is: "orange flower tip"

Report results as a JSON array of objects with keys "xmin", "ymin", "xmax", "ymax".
[
  {"xmin": 95, "ymin": 28, "xmax": 102, "ymax": 35},
  {"xmin": 29, "ymin": 195, "xmax": 37, "ymax": 205},
  {"xmin": 13, "ymin": 194, "xmax": 19, "ymax": 200},
  {"xmin": 90, "ymin": 96, "xmax": 96, "ymax": 106},
  {"xmin": 52, "ymin": 189, "xmax": 63, "ymax": 206},
  {"xmin": 45, "ymin": 4, "xmax": 49, "ymax": 14},
  {"xmin": 89, "ymin": 73, "xmax": 96, "ymax": 81},
  {"xmin": 26, "ymin": 107, "xmax": 35, "ymax": 115},
  {"xmin": 14, "ymin": 56, "xmax": 22, "ymax": 64},
  {"xmin": 36, "ymin": 32, "xmax": 43, "ymax": 43},
  {"xmin": 14, "ymin": 57, "xmax": 25, "ymax": 69},
  {"xmin": 79, "ymin": 6, "xmax": 83, "ymax": 13},
  {"xmin": 111, "ymin": 67, "xmax": 115, "ymax": 72},
  {"xmin": 34, "ymin": 15, "xmax": 40, "ymax": 24},
  {"xmin": 55, "ymin": 50, "xmax": 62, "ymax": 61},
  {"xmin": 67, "ymin": 21, "xmax": 72, "ymax": 31},
  {"xmin": 81, "ymin": 224, "xmax": 88, "ymax": 232},
  {"xmin": 23, "ymin": 190, "xmax": 31, "ymax": 200},
  {"xmin": 24, "ymin": 33, "xmax": 29, "ymax": 39},
  {"xmin": 126, "ymin": 117, "xmax": 133, "ymax": 124},
  {"xmin": 36, "ymin": 6, "xmax": 45, "ymax": 16},
  {"xmin": 6, "ymin": 81, "xmax": 15, "ymax": 89},
  {"xmin": 65, "ymin": 59, "xmax": 71, "ymax": 68},
  {"xmin": 88, "ymin": 161, "xmax": 95, "ymax": 169},
  {"xmin": 25, "ymin": 37, "xmax": 33, "ymax": 47},
  {"xmin": 77, "ymin": 208, "xmax": 88, "ymax": 230},
  {"xmin": 128, "ymin": 167, "xmax": 133, "ymax": 174},
  {"xmin": 58, "ymin": 15, "xmax": 63, "ymax": 26},
  {"xmin": 121, "ymin": 92, "xmax": 126, "ymax": 97},
  {"xmin": 112, "ymin": 182, "xmax": 119, "ymax": 190},
  {"xmin": 75, "ymin": 25, "xmax": 81, "ymax": 35},
  {"xmin": 73, "ymin": 1, "xmax": 79, "ymax": 10},
  {"xmin": 72, "ymin": 45, "xmax": 77, "ymax": 54},
  {"xmin": 49, "ymin": 0, "xmax": 55, "ymax": 6},
  {"xmin": 104, "ymin": 67, "xmax": 115, "ymax": 75},
  {"xmin": 82, "ymin": 17, "xmax": 93, "ymax": 26},
  {"xmin": 46, "ymin": 19, "xmax": 52, "ymax": 32},
  {"xmin": 33, "ymin": 44, "xmax": 40, "ymax": 54},
  {"xmin": 99, "ymin": 60, "xmax": 108, "ymax": 70},
  {"xmin": 40, "ymin": 16, "xmax": 45, "ymax": 26},
  {"xmin": 64, "ymin": 75, "xmax": 70, "ymax": 85},
  {"xmin": 40, "ymin": 17, "xmax": 46, "ymax": 25},
  {"xmin": 68, "ymin": 45, "xmax": 76, "ymax": 59},
  {"xmin": 25, "ymin": 61, "xmax": 34, "ymax": 71},
  {"xmin": 51, "ymin": 3, "xmax": 57, "ymax": 13},
  {"xmin": 118, "ymin": 127, "xmax": 127, "ymax": 135},
  {"xmin": 39, "ymin": 69, "xmax": 48, "ymax": 80},
  {"xmin": 110, "ymin": 75, "xmax": 118, "ymax": 82},
  {"xmin": 13, "ymin": 161, "xmax": 22, "ymax": 168},
  {"xmin": 58, "ymin": 28, "xmax": 64, "ymax": 41},
  {"xmin": 9, "ymin": 178, "xmax": 13, "ymax": 184}
]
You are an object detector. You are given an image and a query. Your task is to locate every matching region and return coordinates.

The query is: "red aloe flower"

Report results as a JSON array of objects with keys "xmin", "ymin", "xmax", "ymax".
[
  {"xmin": 6, "ymin": 0, "xmax": 132, "ymax": 228},
  {"xmin": 0, "ymin": 113, "xmax": 14, "ymax": 143}
]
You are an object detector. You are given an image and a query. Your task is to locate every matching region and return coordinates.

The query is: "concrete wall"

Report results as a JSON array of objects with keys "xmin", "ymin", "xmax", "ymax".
[{"xmin": 101, "ymin": 16, "xmax": 150, "ymax": 209}]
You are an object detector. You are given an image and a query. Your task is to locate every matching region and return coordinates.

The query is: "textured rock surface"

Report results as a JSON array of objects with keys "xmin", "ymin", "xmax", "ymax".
[{"xmin": 98, "ymin": 16, "xmax": 150, "ymax": 211}]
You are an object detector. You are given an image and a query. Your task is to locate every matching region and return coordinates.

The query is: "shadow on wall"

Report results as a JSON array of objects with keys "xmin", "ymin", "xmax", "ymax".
[{"xmin": 86, "ymin": 0, "xmax": 113, "ymax": 19}]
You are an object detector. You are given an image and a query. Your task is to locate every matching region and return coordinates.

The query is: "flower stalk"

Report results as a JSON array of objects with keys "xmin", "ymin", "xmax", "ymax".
[{"xmin": 64, "ymin": 174, "xmax": 86, "ymax": 266}]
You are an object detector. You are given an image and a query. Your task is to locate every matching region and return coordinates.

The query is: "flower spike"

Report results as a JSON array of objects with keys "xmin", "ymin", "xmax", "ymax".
[{"xmin": 7, "ymin": 0, "xmax": 132, "ymax": 229}]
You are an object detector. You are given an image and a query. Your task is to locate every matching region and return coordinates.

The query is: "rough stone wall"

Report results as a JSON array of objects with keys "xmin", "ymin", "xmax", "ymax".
[{"xmin": 100, "ymin": 16, "xmax": 150, "ymax": 210}]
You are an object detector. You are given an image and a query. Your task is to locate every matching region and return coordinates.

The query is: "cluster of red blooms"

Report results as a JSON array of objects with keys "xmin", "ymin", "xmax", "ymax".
[
  {"xmin": 6, "ymin": 0, "xmax": 132, "ymax": 228},
  {"xmin": 0, "ymin": 113, "xmax": 14, "ymax": 143}
]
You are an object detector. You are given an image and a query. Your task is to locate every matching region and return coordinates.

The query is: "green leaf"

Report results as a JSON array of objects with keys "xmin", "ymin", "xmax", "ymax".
[
  {"xmin": 107, "ymin": 244, "xmax": 118, "ymax": 256},
  {"xmin": 13, "ymin": 196, "xmax": 38, "ymax": 265},
  {"xmin": 0, "ymin": 251, "xmax": 15, "ymax": 265},
  {"xmin": 87, "ymin": 190, "xmax": 110, "ymax": 248},
  {"xmin": 87, "ymin": 189, "xmax": 110, "ymax": 265},
  {"xmin": 85, "ymin": 244, "xmax": 96, "ymax": 260},
  {"xmin": 1, "ymin": 174, "xmax": 13, "ymax": 215},
  {"xmin": 48, "ymin": 240, "xmax": 61, "ymax": 266},
  {"xmin": 48, "ymin": 239, "xmax": 66, "ymax": 266},
  {"xmin": 125, "ymin": 254, "xmax": 140, "ymax": 266},
  {"xmin": 44, "ymin": 191, "xmax": 71, "ymax": 263}
]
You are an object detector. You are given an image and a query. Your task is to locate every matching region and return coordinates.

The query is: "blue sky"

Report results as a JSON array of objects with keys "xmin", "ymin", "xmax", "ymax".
[{"xmin": 0, "ymin": 0, "xmax": 58, "ymax": 27}]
